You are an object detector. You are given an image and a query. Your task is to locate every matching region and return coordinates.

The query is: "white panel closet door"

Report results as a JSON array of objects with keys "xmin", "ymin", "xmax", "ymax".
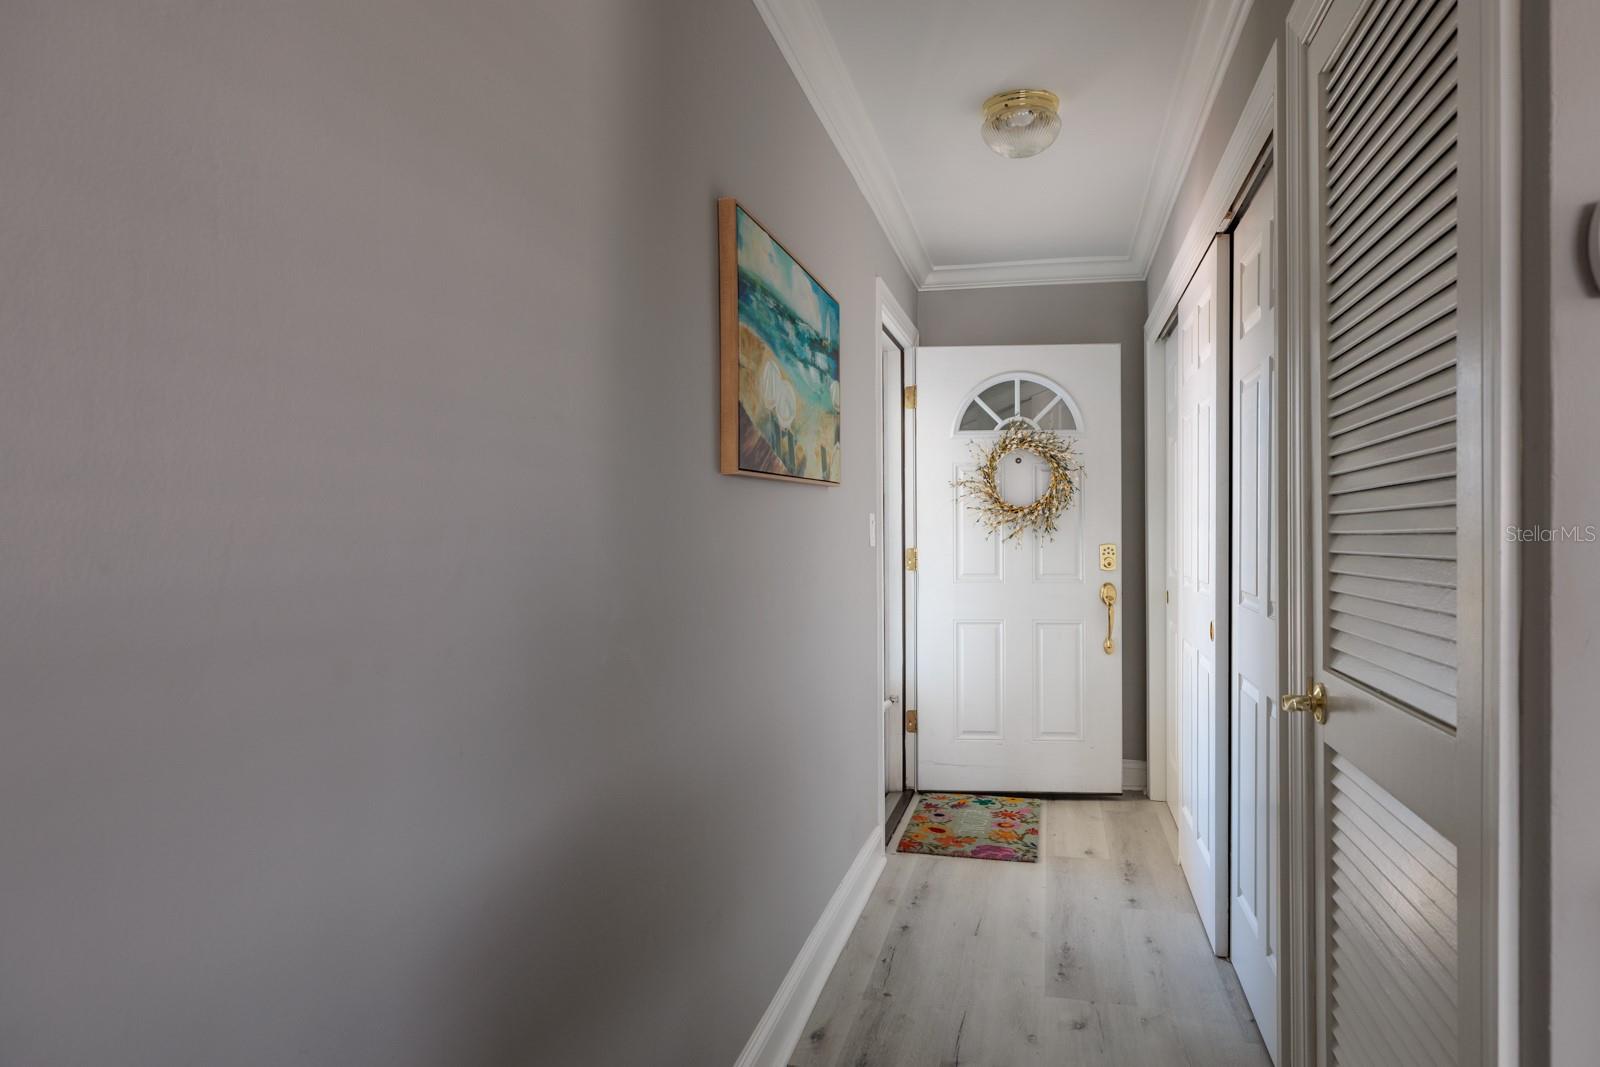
[
  {"xmin": 1229, "ymin": 172, "xmax": 1281, "ymax": 1060},
  {"xmin": 1295, "ymin": 0, "xmax": 1491, "ymax": 1058},
  {"xmin": 1174, "ymin": 240, "xmax": 1231, "ymax": 955}
]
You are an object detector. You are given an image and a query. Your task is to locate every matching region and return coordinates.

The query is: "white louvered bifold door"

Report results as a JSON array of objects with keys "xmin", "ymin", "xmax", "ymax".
[{"xmin": 1298, "ymin": 0, "xmax": 1491, "ymax": 1059}]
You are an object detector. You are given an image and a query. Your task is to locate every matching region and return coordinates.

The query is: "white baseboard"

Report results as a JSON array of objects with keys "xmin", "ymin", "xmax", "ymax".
[
  {"xmin": 734, "ymin": 826, "xmax": 886, "ymax": 1067},
  {"xmin": 1123, "ymin": 759, "xmax": 1149, "ymax": 794}
]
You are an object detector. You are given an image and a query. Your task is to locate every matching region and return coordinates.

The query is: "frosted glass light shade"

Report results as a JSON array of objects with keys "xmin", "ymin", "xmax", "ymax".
[{"xmin": 981, "ymin": 90, "xmax": 1062, "ymax": 159}]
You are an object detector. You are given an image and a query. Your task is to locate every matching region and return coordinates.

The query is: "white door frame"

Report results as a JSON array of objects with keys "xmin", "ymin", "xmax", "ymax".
[
  {"xmin": 876, "ymin": 277, "xmax": 918, "ymax": 841},
  {"xmin": 1282, "ymin": 0, "xmax": 1520, "ymax": 1060}
]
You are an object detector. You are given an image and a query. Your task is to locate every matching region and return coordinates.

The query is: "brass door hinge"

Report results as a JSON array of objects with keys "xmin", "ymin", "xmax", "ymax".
[
  {"xmin": 903, "ymin": 385, "xmax": 917, "ymax": 409},
  {"xmin": 904, "ymin": 548, "xmax": 918, "ymax": 572},
  {"xmin": 905, "ymin": 708, "xmax": 918, "ymax": 733}
]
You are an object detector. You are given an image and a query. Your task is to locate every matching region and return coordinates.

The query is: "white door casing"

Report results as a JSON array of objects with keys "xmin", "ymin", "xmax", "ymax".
[
  {"xmin": 877, "ymin": 279, "xmax": 918, "ymax": 834},
  {"xmin": 916, "ymin": 345, "xmax": 1122, "ymax": 794},
  {"xmin": 1163, "ymin": 335, "xmax": 1181, "ymax": 826},
  {"xmin": 1175, "ymin": 239, "xmax": 1232, "ymax": 955},
  {"xmin": 882, "ymin": 329, "xmax": 909, "ymax": 801},
  {"xmin": 1229, "ymin": 173, "xmax": 1281, "ymax": 1060}
]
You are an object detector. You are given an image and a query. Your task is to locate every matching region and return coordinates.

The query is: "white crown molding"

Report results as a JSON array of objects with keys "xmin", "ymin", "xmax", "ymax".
[
  {"xmin": 751, "ymin": 0, "xmax": 933, "ymax": 286},
  {"xmin": 754, "ymin": 0, "xmax": 1256, "ymax": 291},
  {"xmin": 1144, "ymin": 47, "xmax": 1277, "ymax": 340},
  {"xmin": 1126, "ymin": 0, "xmax": 1259, "ymax": 275},
  {"xmin": 922, "ymin": 256, "xmax": 1146, "ymax": 290}
]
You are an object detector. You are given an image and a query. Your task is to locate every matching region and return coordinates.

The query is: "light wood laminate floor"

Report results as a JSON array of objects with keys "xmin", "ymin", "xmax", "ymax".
[{"xmin": 790, "ymin": 797, "xmax": 1270, "ymax": 1067}]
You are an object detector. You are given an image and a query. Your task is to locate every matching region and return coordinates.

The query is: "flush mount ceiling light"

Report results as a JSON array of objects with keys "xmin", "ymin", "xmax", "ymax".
[{"xmin": 980, "ymin": 89, "xmax": 1062, "ymax": 159}]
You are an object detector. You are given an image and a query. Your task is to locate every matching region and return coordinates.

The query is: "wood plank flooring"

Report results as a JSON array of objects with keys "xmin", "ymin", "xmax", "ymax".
[{"xmin": 790, "ymin": 797, "xmax": 1270, "ymax": 1067}]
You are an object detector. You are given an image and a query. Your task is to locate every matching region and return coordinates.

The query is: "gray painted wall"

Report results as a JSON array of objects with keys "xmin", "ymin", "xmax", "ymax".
[
  {"xmin": 918, "ymin": 282, "xmax": 1150, "ymax": 761},
  {"xmin": 0, "ymin": 2, "xmax": 915, "ymax": 1064},
  {"xmin": 1527, "ymin": 0, "xmax": 1600, "ymax": 1060}
]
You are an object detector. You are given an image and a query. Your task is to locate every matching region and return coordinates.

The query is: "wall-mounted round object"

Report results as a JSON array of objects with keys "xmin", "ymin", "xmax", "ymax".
[{"xmin": 1589, "ymin": 205, "xmax": 1600, "ymax": 294}]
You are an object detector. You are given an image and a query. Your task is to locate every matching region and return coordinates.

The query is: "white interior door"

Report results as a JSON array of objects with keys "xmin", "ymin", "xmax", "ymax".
[
  {"xmin": 1229, "ymin": 174, "xmax": 1280, "ymax": 1059},
  {"xmin": 916, "ymin": 345, "xmax": 1122, "ymax": 794},
  {"xmin": 1293, "ymin": 0, "xmax": 1489, "ymax": 1059},
  {"xmin": 1175, "ymin": 240, "xmax": 1231, "ymax": 954}
]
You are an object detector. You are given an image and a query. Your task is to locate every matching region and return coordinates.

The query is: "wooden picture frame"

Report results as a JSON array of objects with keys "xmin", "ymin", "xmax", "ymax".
[{"xmin": 718, "ymin": 197, "xmax": 842, "ymax": 485}]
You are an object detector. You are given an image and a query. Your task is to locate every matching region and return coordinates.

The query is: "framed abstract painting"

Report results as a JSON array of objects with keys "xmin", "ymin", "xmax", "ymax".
[{"xmin": 717, "ymin": 198, "xmax": 841, "ymax": 485}]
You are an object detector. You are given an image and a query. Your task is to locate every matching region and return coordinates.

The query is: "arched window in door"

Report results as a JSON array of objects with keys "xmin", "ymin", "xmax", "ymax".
[{"xmin": 954, "ymin": 373, "xmax": 1082, "ymax": 434}]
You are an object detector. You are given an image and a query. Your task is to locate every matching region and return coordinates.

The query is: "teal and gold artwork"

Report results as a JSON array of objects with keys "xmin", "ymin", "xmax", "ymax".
[{"xmin": 718, "ymin": 199, "xmax": 841, "ymax": 484}]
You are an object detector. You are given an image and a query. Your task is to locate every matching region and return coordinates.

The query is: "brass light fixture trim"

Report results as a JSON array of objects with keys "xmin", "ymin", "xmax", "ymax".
[{"xmin": 983, "ymin": 88, "xmax": 1060, "ymax": 119}]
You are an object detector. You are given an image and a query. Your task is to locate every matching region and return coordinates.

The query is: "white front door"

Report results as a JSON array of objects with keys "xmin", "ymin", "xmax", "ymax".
[
  {"xmin": 1228, "ymin": 173, "xmax": 1280, "ymax": 1059},
  {"xmin": 915, "ymin": 345, "xmax": 1122, "ymax": 794},
  {"xmin": 1175, "ymin": 239, "xmax": 1232, "ymax": 955}
]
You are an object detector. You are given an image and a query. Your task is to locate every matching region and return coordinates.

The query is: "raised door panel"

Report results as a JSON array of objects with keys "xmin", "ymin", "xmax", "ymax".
[
  {"xmin": 954, "ymin": 464, "xmax": 1003, "ymax": 582},
  {"xmin": 1182, "ymin": 412, "xmax": 1197, "ymax": 585},
  {"xmin": 1034, "ymin": 465, "xmax": 1085, "ymax": 580},
  {"xmin": 1196, "ymin": 401, "xmax": 1215, "ymax": 593},
  {"xmin": 1035, "ymin": 622, "xmax": 1085, "ymax": 740},
  {"xmin": 1195, "ymin": 650, "xmax": 1216, "ymax": 866},
  {"xmin": 1238, "ymin": 370, "xmax": 1273, "ymax": 613},
  {"xmin": 1234, "ymin": 677, "xmax": 1266, "ymax": 933},
  {"xmin": 954, "ymin": 621, "xmax": 1003, "ymax": 739},
  {"xmin": 1181, "ymin": 639, "xmax": 1198, "ymax": 831}
]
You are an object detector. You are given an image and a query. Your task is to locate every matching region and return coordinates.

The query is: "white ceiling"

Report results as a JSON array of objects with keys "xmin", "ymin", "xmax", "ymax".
[{"xmin": 756, "ymin": 0, "xmax": 1252, "ymax": 289}]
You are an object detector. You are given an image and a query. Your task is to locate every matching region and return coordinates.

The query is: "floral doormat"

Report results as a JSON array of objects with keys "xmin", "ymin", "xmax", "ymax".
[{"xmin": 896, "ymin": 793, "xmax": 1041, "ymax": 863}]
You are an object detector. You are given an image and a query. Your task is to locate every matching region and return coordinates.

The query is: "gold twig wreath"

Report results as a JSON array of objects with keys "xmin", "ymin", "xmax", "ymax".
[{"xmin": 955, "ymin": 422, "xmax": 1083, "ymax": 541}]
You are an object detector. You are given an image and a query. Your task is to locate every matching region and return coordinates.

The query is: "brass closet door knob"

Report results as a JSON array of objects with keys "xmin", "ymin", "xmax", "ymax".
[{"xmin": 1283, "ymin": 682, "xmax": 1329, "ymax": 724}]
